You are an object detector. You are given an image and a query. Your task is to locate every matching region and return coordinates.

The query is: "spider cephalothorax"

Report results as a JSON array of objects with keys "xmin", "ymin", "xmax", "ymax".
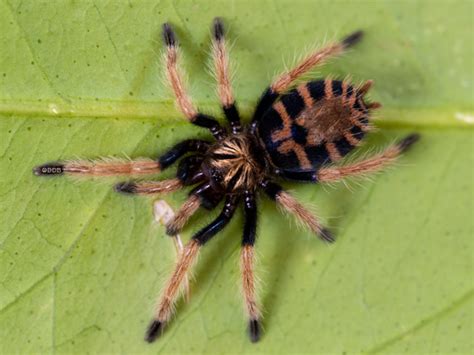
[
  {"xmin": 203, "ymin": 134, "xmax": 268, "ymax": 193},
  {"xmin": 34, "ymin": 18, "xmax": 419, "ymax": 343}
]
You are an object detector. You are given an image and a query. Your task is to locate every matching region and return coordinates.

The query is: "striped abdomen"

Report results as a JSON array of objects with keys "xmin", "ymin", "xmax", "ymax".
[{"xmin": 256, "ymin": 79, "xmax": 371, "ymax": 172}]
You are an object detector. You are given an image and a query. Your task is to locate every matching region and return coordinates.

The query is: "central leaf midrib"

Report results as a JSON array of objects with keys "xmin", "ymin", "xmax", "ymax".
[{"xmin": 0, "ymin": 99, "xmax": 472, "ymax": 129}]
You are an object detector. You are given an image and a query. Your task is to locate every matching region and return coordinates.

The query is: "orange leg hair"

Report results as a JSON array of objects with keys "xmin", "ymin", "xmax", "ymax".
[
  {"xmin": 162, "ymin": 24, "xmax": 198, "ymax": 121},
  {"xmin": 211, "ymin": 17, "xmax": 241, "ymax": 133},
  {"xmin": 240, "ymin": 192, "xmax": 262, "ymax": 342},
  {"xmin": 241, "ymin": 245, "xmax": 261, "ymax": 342},
  {"xmin": 275, "ymin": 190, "xmax": 334, "ymax": 243},
  {"xmin": 145, "ymin": 239, "xmax": 201, "ymax": 341},
  {"xmin": 162, "ymin": 22, "xmax": 226, "ymax": 138},
  {"xmin": 165, "ymin": 194, "xmax": 201, "ymax": 236},
  {"xmin": 212, "ymin": 17, "xmax": 235, "ymax": 110},
  {"xmin": 317, "ymin": 134, "xmax": 420, "ymax": 183},
  {"xmin": 270, "ymin": 31, "xmax": 364, "ymax": 94}
]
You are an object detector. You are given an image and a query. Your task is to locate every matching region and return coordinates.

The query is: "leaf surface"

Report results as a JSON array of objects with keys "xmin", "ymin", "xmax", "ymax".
[{"xmin": 0, "ymin": 1, "xmax": 472, "ymax": 354}]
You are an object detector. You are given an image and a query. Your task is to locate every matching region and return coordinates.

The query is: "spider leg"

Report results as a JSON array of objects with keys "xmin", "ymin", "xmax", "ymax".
[
  {"xmin": 317, "ymin": 134, "xmax": 420, "ymax": 182},
  {"xmin": 240, "ymin": 191, "xmax": 262, "ymax": 342},
  {"xmin": 145, "ymin": 195, "xmax": 239, "ymax": 343},
  {"xmin": 33, "ymin": 158, "xmax": 160, "ymax": 177},
  {"xmin": 270, "ymin": 30, "xmax": 363, "ymax": 94},
  {"xmin": 165, "ymin": 194, "xmax": 201, "ymax": 236},
  {"xmin": 162, "ymin": 23, "xmax": 225, "ymax": 139},
  {"xmin": 165, "ymin": 181, "xmax": 225, "ymax": 236},
  {"xmin": 260, "ymin": 135, "xmax": 419, "ymax": 243},
  {"xmin": 275, "ymin": 170, "xmax": 318, "ymax": 182},
  {"xmin": 261, "ymin": 181, "xmax": 334, "ymax": 242},
  {"xmin": 274, "ymin": 134, "xmax": 420, "ymax": 183},
  {"xmin": 33, "ymin": 139, "xmax": 210, "ymax": 178},
  {"xmin": 158, "ymin": 139, "xmax": 210, "ymax": 170},
  {"xmin": 211, "ymin": 17, "xmax": 241, "ymax": 134},
  {"xmin": 145, "ymin": 238, "xmax": 200, "ymax": 343},
  {"xmin": 251, "ymin": 30, "xmax": 363, "ymax": 125}
]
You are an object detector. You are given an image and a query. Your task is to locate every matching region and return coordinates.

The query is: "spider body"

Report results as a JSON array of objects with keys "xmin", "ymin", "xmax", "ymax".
[
  {"xmin": 34, "ymin": 18, "xmax": 419, "ymax": 343},
  {"xmin": 203, "ymin": 134, "xmax": 267, "ymax": 193},
  {"xmin": 256, "ymin": 79, "xmax": 370, "ymax": 178}
]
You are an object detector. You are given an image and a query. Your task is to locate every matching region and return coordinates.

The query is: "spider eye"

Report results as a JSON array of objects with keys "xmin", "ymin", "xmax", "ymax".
[{"xmin": 210, "ymin": 167, "xmax": 223, "ymax": 183}]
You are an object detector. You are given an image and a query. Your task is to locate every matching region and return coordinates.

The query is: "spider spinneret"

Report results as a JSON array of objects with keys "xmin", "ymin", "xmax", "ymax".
[{"xmin": 33, "ymin": 17, "xmax": 419, "ymax": 343}]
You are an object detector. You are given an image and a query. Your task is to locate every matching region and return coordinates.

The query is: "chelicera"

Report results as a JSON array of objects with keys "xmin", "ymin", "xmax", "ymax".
[{"xmin": 34, "ymin": 18, "xmax": 419, "ymax": 343}]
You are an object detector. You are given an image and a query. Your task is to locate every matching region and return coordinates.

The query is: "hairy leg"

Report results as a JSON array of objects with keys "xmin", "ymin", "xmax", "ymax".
[
  {"xmin": 162, "ymin": 23, "xmax": 225, "ymax": 139},
  {"xmin": 261, "ymin": 181, "xmax": 333, "ymax": 242},
  {"xmin": 165, "ymin": 194, "xmax": 201, "ymax": 236},
  {"xmin": 34, "ymin": 139, "xmax": 210, "ymax": 178},
  {"xmin": 33, "ymin": 158, "xmax": 160, "ymax": 177},
  {"xmin": 252, "ymin": 30, "xmax": 363, "ymax": 123},
  {"xmin": 145, "ymin": 238, "xmax": 200, "ymax": 342},
  {"xmin": 158, "ymin": 139, "xmax": 210, "ymax": 170},
  {"xmin": 317, "ymin": 134, "xmax": 420, "ymax": 182},
  {"xmin": 240, "ymin": 191, "xmax": 262, "ymax": 342},
  {"xmin": 274, "ymin": 134, "xmax": 420, "ymax": 183},
  {"xmin": 145, "ymin": 195, "xmax": 239, "ymax": 342},
  {"xmin": 211, "ymin": 17, "xmax": 241, "ymax": 134},
  {"xmin": 271, "ymin": 31, "xmax": 363, "ymax": 94}
]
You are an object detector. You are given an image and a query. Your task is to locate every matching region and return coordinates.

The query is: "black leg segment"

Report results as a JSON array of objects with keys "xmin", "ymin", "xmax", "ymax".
[
  {"xmin": 276, "ymin": 169, "xmax": 318, "ymax": 182},
  {"xmin": 158, "ymin": 139, "xmax": 210, "ymax": 170},
  {"xmin": 192, "ymin": 195, "xmax": 239, "ymax": 245},
  {"xmin": 33, "ymin": 162, "xmax": 64, "ymax": 176},
  {"xmin": 192, "ymin": 114, "xmax": 226, "ymax": 140},
  {"xmin": 249, "ymin": 319, "xmax": 261, "ymax": 343},
  {"xmin": 223, "ymin": 103, "xmax": 242, "ymax": 135},
  {"xmin": 145, "ymin": 320, "xmax": 163, "ymax": 343},
  {"xmin": 242, "ymin": 191, "xmax": 257, "ymax": 246},
  {"xmin": 397, "ymin": 133, "xmax": 420, "ymax": 153},
  {"xmin": 260, "ymin": 180, "xmax": 283, "ymax": 199},
  {"xmin": 341, "ymin": 30, "xmax": 364, "ymax": 49},
  {"xmin": 162, "ymin": 23, "xmax": 176, "ymax": 47},
  {"xmin": 176, "ymin": 155, "xmax": 206, "ymax": 185},
  {"xmin": 190, "ymin": 182, "xmax": 224, "ymax": 210},
  {"xmin": 212, "ymin": 17, "xmax": 225, "ymax": 41}
]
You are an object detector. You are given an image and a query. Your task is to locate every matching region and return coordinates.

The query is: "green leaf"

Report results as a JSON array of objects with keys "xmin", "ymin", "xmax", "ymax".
[{"xmin": 0, "ymin": 0, "xmax": 472, "ymax": 354}]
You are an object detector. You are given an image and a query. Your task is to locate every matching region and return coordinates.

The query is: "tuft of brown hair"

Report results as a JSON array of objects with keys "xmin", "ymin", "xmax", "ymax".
[{"xmin": 166, "ymin": 194, "xmax": 201, "ymax": 235}]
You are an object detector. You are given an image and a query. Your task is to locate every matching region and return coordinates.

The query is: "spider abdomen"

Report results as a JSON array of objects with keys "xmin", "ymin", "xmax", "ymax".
[{"xmin": 256, "ymin": 79, "xmax": 371, "ymax": 173}]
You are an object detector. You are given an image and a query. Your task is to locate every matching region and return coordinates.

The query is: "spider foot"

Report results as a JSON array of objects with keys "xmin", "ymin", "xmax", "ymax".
[
  {"xmin": 162, "ymin": 23, "xmax": 176, "ymax": 47},
  {"xmin": 145, "ymin": 320, "xmax": 164, "ymax": 343},
  {"xmin": 342, "ymin": 30, "xmax": 364, "ymax": 48},
  {"xmin": 320, "ymin": 227, "xmax": 335, "ymax": 243},
  {"xmin": 33, "ymin": 162, "xmax": 64, "ymax": 176},
  {"xmin": 114, "ymin": 182, "xmax": 137, "ymax": 194},
  {"xmin": 398, "ymin": 133, "xmax": 420, "ymax": 153},
  {"xmin": 248, "ymin": 319, "xmax": 261, "ymax": 343}
]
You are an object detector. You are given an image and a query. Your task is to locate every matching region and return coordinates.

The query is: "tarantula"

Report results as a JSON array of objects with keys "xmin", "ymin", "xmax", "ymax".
[{"xmin": 34, "ymin": 18, "xmax": 419, "ymax": 343}]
